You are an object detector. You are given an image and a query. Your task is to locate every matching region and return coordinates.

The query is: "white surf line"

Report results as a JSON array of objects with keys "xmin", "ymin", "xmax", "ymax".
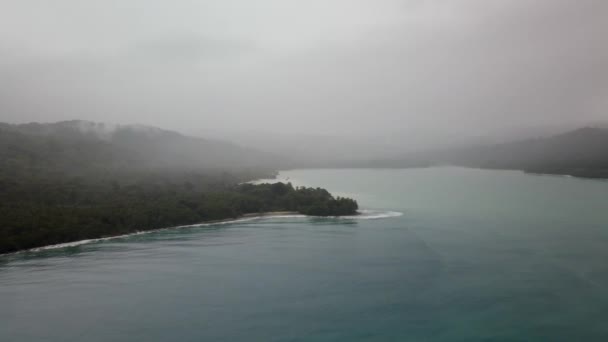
[{"xmin": 4, "ymin": 210, "xmax": 403, "ymax": 255}]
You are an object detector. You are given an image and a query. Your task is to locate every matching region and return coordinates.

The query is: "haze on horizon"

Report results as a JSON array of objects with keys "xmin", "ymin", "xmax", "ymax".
[{"xmin": 1, "ymin": 0, "xmax": 607, "ymax": 151}]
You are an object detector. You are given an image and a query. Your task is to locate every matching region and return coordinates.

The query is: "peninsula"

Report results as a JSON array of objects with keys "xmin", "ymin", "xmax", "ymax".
[{"xmin": 0, "ymin": 122, "xmax": 358, "ymax": 254}]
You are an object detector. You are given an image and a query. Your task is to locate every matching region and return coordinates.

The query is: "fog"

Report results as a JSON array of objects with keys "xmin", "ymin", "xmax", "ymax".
[{"xmin": 1, "ymin": 0, "xmax": 607, "ymax": 157}]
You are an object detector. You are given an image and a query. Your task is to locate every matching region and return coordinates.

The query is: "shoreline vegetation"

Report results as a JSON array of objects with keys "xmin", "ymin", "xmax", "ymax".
[
  {"xmin": 3, "ymin": 211, "xmax": 302, "ymax": 256},
  {"xmin": 4, "ymin": 120, "xmax": 607, "ymax": 255},
  {"xmin": 0, "ymin": 121, "xmax": 358, "ymax": 255},
  {"xmin": 0, "ymin": 180, "xmax": 358, "ymax": 254}
]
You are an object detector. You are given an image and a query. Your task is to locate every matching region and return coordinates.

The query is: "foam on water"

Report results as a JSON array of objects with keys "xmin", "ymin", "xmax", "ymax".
[
  {"xmin": 26, "ymin": 218, "xmax": 263, "ymax": 253},
  {"xmin": 17, "ymin": 210, "xmax": 402, "ymax": 254},
  {"xmin": 5, "ymin": 168, "xmax": 608, "ymax": 342},
  {"xmin": 29, "ymin": 232, "xmax": 149, "ymax": 252},
  {"xmin": 350, "ymin": 209, "xmax": 404, "ymax": 219}
]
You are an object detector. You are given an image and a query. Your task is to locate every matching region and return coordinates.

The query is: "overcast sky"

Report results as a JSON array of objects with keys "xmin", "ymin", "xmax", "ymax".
[{"xmin": 1, "ymin": 0, "xmax": 606, "ymax": 146}]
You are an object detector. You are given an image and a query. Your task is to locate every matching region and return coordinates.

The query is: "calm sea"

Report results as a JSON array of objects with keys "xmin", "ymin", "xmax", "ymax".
[{"xmin": 2, "ymin": 167, "xmax": 608, "ymax": 341}]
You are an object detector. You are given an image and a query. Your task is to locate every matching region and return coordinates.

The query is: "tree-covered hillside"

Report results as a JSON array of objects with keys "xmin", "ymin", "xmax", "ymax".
[
  {"xmin": 436, "ymin": 127, "xmax": 608, "ymax": 178},
  {"xmin": 0, "ymin": 120, "xmax": 287, "ymax": 177},
  {"xmin": 364, "ymin": 127, "xmax": 608, "ymax": 179},
  {"xmin": 0, "ymin": 179, "xmax": 357, "ymax": 254},
  {"xmin": 0, "ymin": 121, "xmax": 357, "ymax": 254}
]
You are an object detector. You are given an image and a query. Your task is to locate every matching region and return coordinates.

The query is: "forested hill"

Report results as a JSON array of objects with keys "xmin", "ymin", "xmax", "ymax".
[
  {"xmin": 435, "ymin": 127, "xmax": 608, "ymax": 178},
  {"xmin": 360, "ymin": 127, "xmax": 608, "ymax": 179},
  {"xmin": 0, "ymin": 121, "xmax": 358, "ymax": 254},
  {"xmin": 0, "ymin": 120, "xmax": 287, "ymax": 178},
  {"xmin": 0, "ymin": 180, "xmax": 358, "ymax": 254}
]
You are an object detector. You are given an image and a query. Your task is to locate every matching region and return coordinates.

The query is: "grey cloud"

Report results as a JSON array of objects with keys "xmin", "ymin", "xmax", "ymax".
[
  {"xmin": 0, "ymin": 0, "xmax": 606, "ymax": 150},
  {"xmin": 130, "ymin": 33, "xmax": 254, "ymax": 63}
]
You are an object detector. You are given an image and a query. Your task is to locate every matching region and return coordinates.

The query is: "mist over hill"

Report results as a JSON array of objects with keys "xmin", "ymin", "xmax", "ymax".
[
  {"xmin": 0, "ymin": 120, "xmax": 361, "ymax": 253},
  {"xmin": 439, "ymin": 127, "xmax": 608, "ymax": 178},
  {"xmin": 0, "ymin": 120, "xmax": 287, "ymax": 179},
  {"xmin": 364, "ymin": 127, "xmax": 608, "ymax": 178},
  {"xmin": 4, "ymin": 120, "xmax": 607, "ymax": 179},
  {"xmin": 195, "ymin": 121, "xmax": 608, "ymax": 170}
]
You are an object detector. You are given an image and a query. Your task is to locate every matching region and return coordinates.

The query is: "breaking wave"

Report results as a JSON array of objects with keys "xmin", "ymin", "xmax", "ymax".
[
  {"xmin": 347, "ymin": 209, "xmax": 404, "ymax": 219},
  {"xmin": 19, "ymin": 210, "xmax": 402, "ymax": 253}
]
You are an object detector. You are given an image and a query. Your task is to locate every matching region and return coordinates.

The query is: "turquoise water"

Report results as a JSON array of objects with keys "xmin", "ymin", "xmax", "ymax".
[{"xmin": 2, "ymin": 167, "xmax": 608, "ymax": 341}]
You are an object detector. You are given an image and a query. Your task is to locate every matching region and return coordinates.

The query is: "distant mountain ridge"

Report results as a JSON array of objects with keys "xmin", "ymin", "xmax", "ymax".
[
  {"xmin": 351, "ymin": 126, "xmax": 608, "ymax": 178},
  {"xmin": 0, "ymin": 120, "xmax": 286, "ymax": 177},
  {"xmin": 0, "ymin": 121, "xmax": 357, "ymax": 254},
  {"xmin": 13, "ymin": 120, "xmax": 188, "ymax": 141},
  {"xmin": 430, "ymin": 126, "xmax": 608, "ymax": 178},
  {"xmin": 3, "ymin": 120, "xmax": 607, "ymax": 179}
]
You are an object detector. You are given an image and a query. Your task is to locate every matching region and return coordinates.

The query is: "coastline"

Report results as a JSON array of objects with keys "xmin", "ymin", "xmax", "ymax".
[
  {"xmin": 0, "ymin": 211, "xmax": 302, "ymax": 256},
  {"xmin": 0, "ymin": 174, "xmax": 360, "ymax": 255},
  {"xmin": 241, "ymin": 211, "xmax": 300, "ymax": 218},
  {"xmin": 0, "ymin": 209, "xmax": 403, "ymax": 256}
]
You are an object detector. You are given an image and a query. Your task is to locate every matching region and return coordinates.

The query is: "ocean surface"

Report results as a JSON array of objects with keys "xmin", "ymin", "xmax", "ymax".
[{"xmin": 2, "ymin": 167, "xmax": 608, "ymax": 341}]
